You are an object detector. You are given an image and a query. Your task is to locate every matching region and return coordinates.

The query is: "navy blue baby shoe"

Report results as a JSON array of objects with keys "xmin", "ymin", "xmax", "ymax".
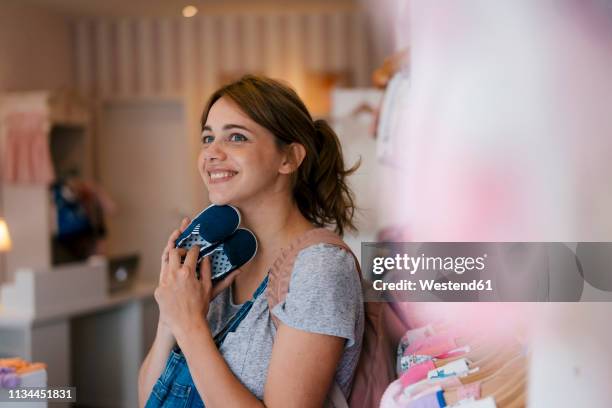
[
  {"xmin": 175, "ymin": 204, "xmax": 241, "ymax": 262},
  {"xmin": 208, "ymin": 228, "xmax": 258, "ymax": 281}
]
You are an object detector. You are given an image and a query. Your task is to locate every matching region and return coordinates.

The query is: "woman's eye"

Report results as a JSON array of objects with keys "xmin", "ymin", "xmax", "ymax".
[
  {"xmin": 202, "ymin": 135, "xmax": 214, "ymax": 144},
  {"xmin": 229, "ymin": 133, "xmax": 247, "ymax": 142}
]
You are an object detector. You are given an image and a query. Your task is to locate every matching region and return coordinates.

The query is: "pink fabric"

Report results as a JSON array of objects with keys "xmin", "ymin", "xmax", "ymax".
[
  {"xmin": 457, "ymin": 382, "xmax": 481, "ymax": 400},
  {"xmin": 400, "ymin": 360, "xmax": 436, "ymax": 387},
  {"xmin": 407, "ymin": 390, "xmax": 445, "ymax": 408},
  {"xmin": 381, "ymin": 375, "xmax": 463, "ymax": 408},
  {"xmin": 435, "ymin": 348, "xmax": 467, "ymax": 360},
  {"xmin": 407, "ymin": 377, "xmax": 461, "ymax": 401},
  {"xmin": 406, "ymin": 391, "xmax": 443, "ymax": 408},
  {"xmin": 405, "ymin": 336, "xmax": 435, "ymax": 355},
  {"xmin": 408, "ymin": 386, "xmax": 442, "ymax": 403},
  {"xmin": 434, "ymin": 376, "xmax": 462, "ymax": 389},
  {"xmin": 2, "ymin": 112, "xmax": 54, "ymax": 184},
  {"xmin": 406, "ymin": 334, "xmax": 457, "ymax": 355},
  {"xmin": 417, "ymin": 339, "xmax": 459, "ymax": 358},
  {"xmin": 380, "ymin": 379, "xmax": 410, "ymax": 408}
]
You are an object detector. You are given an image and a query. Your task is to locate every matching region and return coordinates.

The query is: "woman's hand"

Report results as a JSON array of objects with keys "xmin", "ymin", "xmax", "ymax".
[
  {"xmin": 155, "ymin": 236, "xmax": 243, "ymax": 339},
  {"xmin": 156, "ymin": 217, "xmax": 190, "ymax": 342},
  {"xmin": 160, "ymin": 217, "xmax": 190, "ymax": 278},
  {"xmin": 155, "ymin": 246, "xmax": 209, "ymax": 336}
]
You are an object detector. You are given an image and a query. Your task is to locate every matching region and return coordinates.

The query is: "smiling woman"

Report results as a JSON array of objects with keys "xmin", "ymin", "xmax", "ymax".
[
  {"xmin": 199, "ymin": 75, "xmax": 359, "ymax": 236},
  {"xmin": 138, "ymin": 75, "xmax": 364, "ymax": 408}
]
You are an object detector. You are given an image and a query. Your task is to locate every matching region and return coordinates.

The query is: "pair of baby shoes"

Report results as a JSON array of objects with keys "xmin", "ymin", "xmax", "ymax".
[{"xmin": 174, "ymin": 204, "xmax": 257, "ymax": 281}]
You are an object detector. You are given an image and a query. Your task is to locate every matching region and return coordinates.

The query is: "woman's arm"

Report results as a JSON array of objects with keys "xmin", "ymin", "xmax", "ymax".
[
  {"xmin": 137, "ymin": 323, "xmax": 175, "ymax": 408},
  {"xmin": 175, "ymin": 318, "xmax": 344, "ymax": 408},
  {"xmin": 264, "ymin": 323, "xmax": 345, "ymax": 407},
  {"xmin": 138, "ymin": 218, "xmax": 190, "ymax": 407}
]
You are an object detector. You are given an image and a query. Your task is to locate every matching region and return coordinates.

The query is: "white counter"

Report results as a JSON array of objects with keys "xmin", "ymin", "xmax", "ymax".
[{"xmin": 0, "ymin": 280, "xmax": 158, "ymax": 408}]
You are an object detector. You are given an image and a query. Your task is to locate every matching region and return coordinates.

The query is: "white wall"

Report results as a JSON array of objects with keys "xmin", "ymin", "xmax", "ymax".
[{"xmin": 97, "ymin": 100, "xmax": 192, "ymax": 282}]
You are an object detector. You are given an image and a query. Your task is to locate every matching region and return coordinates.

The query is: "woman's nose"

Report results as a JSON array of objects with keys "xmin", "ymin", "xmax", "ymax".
[{"xmin": 203, "ymin": 140, "xmax": 227, "ymax": 161}]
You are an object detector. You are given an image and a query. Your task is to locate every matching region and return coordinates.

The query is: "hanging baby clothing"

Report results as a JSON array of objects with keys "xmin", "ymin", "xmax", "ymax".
[
  {"xmin": 376, "ymin": 71, "xmax": 411, "ymax": 167},
  {"xmin": 1, "ymin": 111, "xmax": 55, "ymax": 184}
]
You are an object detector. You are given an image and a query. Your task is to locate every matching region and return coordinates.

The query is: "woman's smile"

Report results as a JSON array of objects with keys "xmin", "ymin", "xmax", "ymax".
[{"xmin": 208, "ymin": 170, "xmax": 239, "ymax": 184}]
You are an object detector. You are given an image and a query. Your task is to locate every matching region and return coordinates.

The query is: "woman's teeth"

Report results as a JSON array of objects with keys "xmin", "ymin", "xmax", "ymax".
[{"xmin": 209, "ymin": 171, "xmax": 237, "ymax": 180}]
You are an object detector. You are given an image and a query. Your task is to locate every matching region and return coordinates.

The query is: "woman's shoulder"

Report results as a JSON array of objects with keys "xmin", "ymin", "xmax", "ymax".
[
  {"xmin": 295, "ymin": 242, "xmax": 356, "ymax": 266},
  {"xmin": 291, "ymin": 242, "xmax": 360, "ymax": 289},
  {"xmin": 272, "ymin": 240, "xmax": 363, "ymax": 346},
  {"xmin": 288, "ymin": 227, "xmax": 357, "ymax": 269}
]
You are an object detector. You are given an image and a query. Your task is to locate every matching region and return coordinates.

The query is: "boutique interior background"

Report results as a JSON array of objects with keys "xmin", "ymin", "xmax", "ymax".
[
  {"xmin": 0, "ymin": 0, "xmax": 392, "ymax": 406},
  {"xmin": 2, "ymin": 1, "xmax": 612, "ymax": 408},
  {"xmin": 1, "ymin": 0, "xmax": 392, "ymax": 283}
]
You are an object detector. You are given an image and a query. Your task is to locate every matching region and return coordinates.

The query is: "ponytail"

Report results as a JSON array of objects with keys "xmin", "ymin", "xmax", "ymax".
[
  {"xmin": 202, "ymin": 75, "xmax": 359, "ymax": 235},
  {"xmin": 292, "ymin": 119, "xmax": 359, "ymax": 236}
]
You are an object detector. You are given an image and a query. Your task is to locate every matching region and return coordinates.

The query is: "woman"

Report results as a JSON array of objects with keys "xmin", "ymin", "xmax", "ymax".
[{"xmin": 138, "ymin": 75, "xmax": 364, "ymax": 408}]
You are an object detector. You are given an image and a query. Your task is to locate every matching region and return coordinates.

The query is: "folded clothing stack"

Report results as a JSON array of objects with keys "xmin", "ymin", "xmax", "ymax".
[
  {"xmin": 0, "ymin": 358, "xmax": 47, "ymax": 389},
  {"xmin": 381, "ymin": 320, "xmax": 527, "ymax": 408}
]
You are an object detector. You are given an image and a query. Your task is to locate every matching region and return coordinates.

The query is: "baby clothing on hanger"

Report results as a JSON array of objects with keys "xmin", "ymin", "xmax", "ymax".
[
  {"xmin": 381, "ymin": 321, "xmax": 515, "ymax": 408},
  {"xmin": 1, "ymin": 111, "xmax": 55, "ymax": 184}
]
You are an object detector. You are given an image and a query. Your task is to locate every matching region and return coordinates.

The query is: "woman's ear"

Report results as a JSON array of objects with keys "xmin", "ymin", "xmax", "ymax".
[{"xmin": 279, "ymin": 143, "xmax": 306, "ymax": 174}]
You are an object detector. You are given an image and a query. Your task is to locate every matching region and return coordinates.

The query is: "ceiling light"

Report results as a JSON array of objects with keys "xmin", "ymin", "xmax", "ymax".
[{"xmin": 182, "ymin": 5, "xmax": 198, "ymax": 18}]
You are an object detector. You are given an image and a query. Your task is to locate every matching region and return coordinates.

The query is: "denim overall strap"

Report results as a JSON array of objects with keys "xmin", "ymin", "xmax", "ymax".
[{"xmin": 213, "ymin": 274, "xmax": 269, "ymax": 347}]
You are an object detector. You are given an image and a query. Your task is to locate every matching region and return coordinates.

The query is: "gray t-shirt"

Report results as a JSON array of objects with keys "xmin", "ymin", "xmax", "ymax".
[{"xmin": 206, "ymin": 243, "xmax": 364, "ymax": 400}]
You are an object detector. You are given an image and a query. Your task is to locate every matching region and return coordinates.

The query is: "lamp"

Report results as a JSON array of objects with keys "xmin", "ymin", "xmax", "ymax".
[
  {"xmin": 0, "ymin": 217, "xmax": 11, "ymax": 285},
  {"xmin": 0, "ymin": 218, "xmax": 11, "ymax": 252}
]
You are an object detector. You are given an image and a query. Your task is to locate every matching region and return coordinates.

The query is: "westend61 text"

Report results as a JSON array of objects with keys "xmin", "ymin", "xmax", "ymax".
[{"xmin": 373, "ymin": 279, "xmax": 493, "ymax": 292}]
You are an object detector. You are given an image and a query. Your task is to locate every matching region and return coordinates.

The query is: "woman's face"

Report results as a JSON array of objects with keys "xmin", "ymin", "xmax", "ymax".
[{"xmin": 198, "ymin": 97, "xmax": 291, "ymax": 207}]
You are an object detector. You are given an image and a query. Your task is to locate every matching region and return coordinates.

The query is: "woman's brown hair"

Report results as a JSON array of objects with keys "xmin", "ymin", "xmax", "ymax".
[{"xmin": 201, "ymin": 75, "xmax": 358, "ymax": 236}]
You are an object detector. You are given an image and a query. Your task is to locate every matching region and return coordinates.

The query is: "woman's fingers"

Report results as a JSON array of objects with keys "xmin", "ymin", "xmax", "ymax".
[
  {"xmin": 162, "ymin": 229, "xmax": 181, "ymax": 269},
  {"xmin": 166, "ymin": 229, "xmax": 181, "ymax": 248},
  {"xmin": 179, "ymin": 217, "xmax": 190, "ymax": 232},
  {"xmin": 161, "ymin": 217, "xmax": 191, "ymax": 266},
  {"xmin": 161, "ymin": 242, "xmax": 171, "ymax": 264},
  {"xmin": 169, "ymin": 247, "xmax": 187, "ymax": 271},
  {"xmin": 183, "ymin": 246, "xmax": 200, "ymax": 273},
  {"xmin": 199, "ymin": 256, "xmax": 212, "ymax": 283},
  {"xmin": 164, "ymin": 217, "xmax": 190, "ymax": 255}
]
